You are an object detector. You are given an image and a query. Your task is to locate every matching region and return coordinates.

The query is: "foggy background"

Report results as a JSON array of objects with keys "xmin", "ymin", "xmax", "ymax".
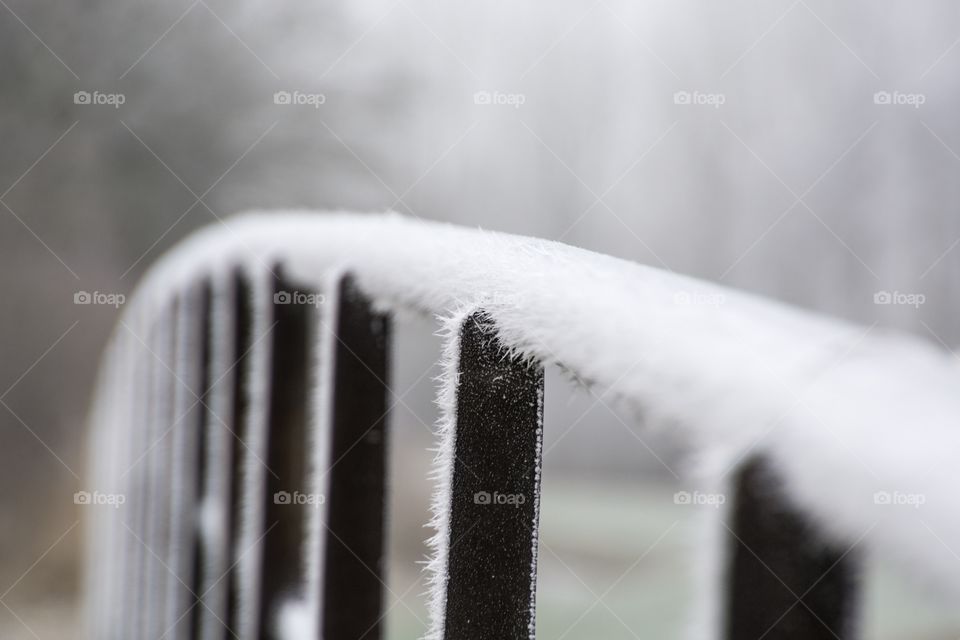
[{"xmin": 3, "ymin": 0, "xmax": 960, "ymax": 637}]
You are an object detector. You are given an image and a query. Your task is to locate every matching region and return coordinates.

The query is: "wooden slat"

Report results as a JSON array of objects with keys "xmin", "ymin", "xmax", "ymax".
[
  {"xmin": 443, "ymin": 312, "xmax": 545, "ymax": 640},
  {"xmin": 725, "ymin": 458, "xmax": 858, "ymax": 640}
]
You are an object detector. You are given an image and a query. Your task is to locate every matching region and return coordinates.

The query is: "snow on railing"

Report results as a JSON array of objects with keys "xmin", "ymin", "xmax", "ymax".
[{"xmin": 85, "ymin": 212, "xmax": 960, "ymax": 639}]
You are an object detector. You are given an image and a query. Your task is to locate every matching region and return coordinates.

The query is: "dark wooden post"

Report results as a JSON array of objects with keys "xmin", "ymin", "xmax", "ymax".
[
  {"xmin": 442, "ymin": 312, "xmax": 545, "ymax": 640},
  {"xmin": 726, "ymin": 458, "xmax": 858, "ymax": 640}
]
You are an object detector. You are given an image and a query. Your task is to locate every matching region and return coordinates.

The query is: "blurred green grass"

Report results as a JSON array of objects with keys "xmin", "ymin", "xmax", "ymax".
[
  {"xmin": 386, "ymin": 474, "xmax": 960, "ymax": 640},
  {"xmin": 5, "ymin": 466, "xmax": 960, "ymax": 639}
]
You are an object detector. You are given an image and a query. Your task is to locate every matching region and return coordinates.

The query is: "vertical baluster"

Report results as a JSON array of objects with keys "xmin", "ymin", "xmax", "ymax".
[
  {"xmin": 198, "ymin": 270, "xmax": 248, "ymax": 640},
  {"xmin": 164, "ymin": 282, "xmax": 211, "ymax": 640},
  {"xmin": 309, "ymin": 273, "xmax": 391, "ymax": 640},
  {"xmin": 224, "ymin": 271, "xmax": 256, "ymax": 639},
  {"xmin": 234, "ymin": 268, "xmax": 275, "ymax": 640},
  {"xmin": 725, "ymin": 458, "xmax": 858, "ymax": 640},
  {"xmin": 111, "ymin": 337, "xmax": 138, "ymax": 640},
  {"xmin": 120, "ymin": 319, "xmax": 153, "ymax": 640},
  {"xmin": 87, "ymin": 332, "xmax": 131, "ymax": 639},
  {"xmin": 255, "ymin": 267, "xmax": 317, "ymax": 639},
  {"xmin": 137, "ymin": 302, "xmax": 178, "ymax": 640},
  {"xmin": 442, "ymin": 312, "xmax": 545, "ymax": 640}
]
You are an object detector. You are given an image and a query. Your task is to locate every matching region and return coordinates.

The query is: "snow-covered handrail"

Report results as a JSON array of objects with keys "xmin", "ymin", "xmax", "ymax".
[{"xmin": 85, "ymin": 211, "xmax": 960, "ymax": 640}]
